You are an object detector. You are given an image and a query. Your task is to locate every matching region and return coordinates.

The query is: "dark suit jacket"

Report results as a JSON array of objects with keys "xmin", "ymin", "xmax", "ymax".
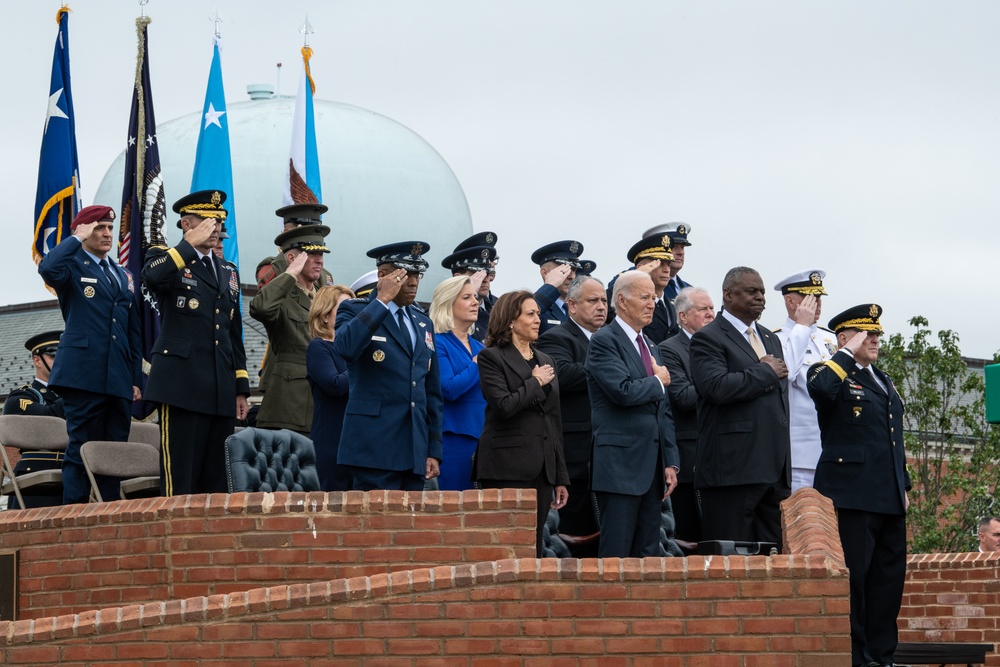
[
  {"xmin": 643, "ymin": 298, "xmax": 679, "ymax": 344},
  {"xmin": 333, "ymin": 292, "xmax": 444, "ymax": 475},
  {"xmin": 536, "ymin": 319, "xmax": 593, "ymax": 480},
  {"xmin": 689, "ymin": 313, "xmax": 790, "ymax": 489},
  {"xmin": 38, "ymin": 237, "xmax": 142, "ymax": 400},
  {"xmin": 807, "ymin": 350, "xmax": 911, "ymax": 515},
  {"xmin": 585, "ymin": 321, "xmax": 679, "ymax": 497},
  {"xmin": 658, "ymin": 333, "xmax": 698, "ymax": 483},
  {"xmin": 534, "ymin": 284, "xmax": 564, "ymax": 335},
  {"xmin": 142, "ymin": 240, "xmax": 249, "ymax": 417},
  {"xmin": 474, "ymin": 344, "xmax": 569, "ymax": 486}
]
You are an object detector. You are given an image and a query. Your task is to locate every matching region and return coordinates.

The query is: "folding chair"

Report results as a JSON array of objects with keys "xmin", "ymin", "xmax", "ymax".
[
  {"xmin": 0, "ymin": 415, "xmax": 68, "ymax": 510},
  {"xmin": 80, "ymin": 440, "xmax": 160, "ymax": 503}
]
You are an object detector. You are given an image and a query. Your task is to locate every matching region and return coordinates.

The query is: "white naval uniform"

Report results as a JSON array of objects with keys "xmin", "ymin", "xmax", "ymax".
[{"xmin": 774, "ymin": 317, "xmax": 837, "ymax": 491}]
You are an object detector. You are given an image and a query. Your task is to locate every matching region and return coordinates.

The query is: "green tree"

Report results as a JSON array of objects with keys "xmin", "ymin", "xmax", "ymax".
[{"xmin": 879, "ymin": 316, "xmax": 1000, "ymax": 553}]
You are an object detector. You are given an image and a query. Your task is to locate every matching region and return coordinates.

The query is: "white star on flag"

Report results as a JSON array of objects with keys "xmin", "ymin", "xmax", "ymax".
[
  {"xmin": 45, "ymin": 88, "xmax": 69, "ymax": 134},
  {"xmin": 146, "ymin": 134, "xmax": 155, "ymax": 147},
  {"xmin": 203, "ymin": 102, "xmax": 226, "ymax": 129}
]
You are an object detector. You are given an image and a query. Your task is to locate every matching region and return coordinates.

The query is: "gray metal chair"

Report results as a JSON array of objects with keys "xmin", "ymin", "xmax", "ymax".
[
  {"xmin": 0, "ymin": 415, "xmax": 68, "ymax": 510},
  {"xmin": 80, "ymin": 440, "xmax": 160, "ymax": 503}
]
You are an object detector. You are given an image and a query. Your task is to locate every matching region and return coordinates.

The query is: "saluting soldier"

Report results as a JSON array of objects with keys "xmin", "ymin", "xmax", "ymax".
[
  {"xmin": 531, "ymin": 240, "xmax": 584, "ymax": 336},
  {"xmin": 807, "ymin": 304, "xmax": 910, "ymax": 667},
  {"xmin": 142, "ymin": 190, "xmax": 250, "ymax": 496},
  {"xmin": 441, "ymin": 239, "xmax": 497, "ymax": 342},
  {"xmin": 249, "ymin": 224, "xmax": 331, "ymax": 435},
  {"xmin": 610, "ymin": 235, "xmax": 678, "ymax": 344},
  {"xmin": 37, "ymin": 205, "xmax": 143, "ymax": 505},
  {"xmin": 334, "ymin": 241, "xmax": 443, "ymax": 491},
  {"xmin": 2, "ymin": 331, "xmax": 66, "ymax": 509}
]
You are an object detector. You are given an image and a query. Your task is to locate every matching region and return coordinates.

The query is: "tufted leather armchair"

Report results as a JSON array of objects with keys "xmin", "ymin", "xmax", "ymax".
[{"xmin": 225, "ymin": 427, "xmax": 320, "ymax": 493}]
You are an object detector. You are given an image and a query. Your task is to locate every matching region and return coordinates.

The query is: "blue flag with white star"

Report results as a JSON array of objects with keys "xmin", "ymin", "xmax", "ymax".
[
  {"xmin": 33, "ymin": 7, "xmax": 81, "ymax": 268},
  {"xmin": 191, "ymin": 36, "xmax": 239, "ymax": 270}
]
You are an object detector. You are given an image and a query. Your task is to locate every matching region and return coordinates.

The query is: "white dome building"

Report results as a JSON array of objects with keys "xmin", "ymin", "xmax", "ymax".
[{"xmin": 94, "ymin": 87, "xmax": 472, "ymax": 300}]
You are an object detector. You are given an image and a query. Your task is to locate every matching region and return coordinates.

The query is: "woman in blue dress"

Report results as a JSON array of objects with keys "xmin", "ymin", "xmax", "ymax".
[
  {"xmin": 429, "ymin": 273, "xmax": 487, "ymax": 490},
  {"xmin": 306, "ymin": 284, "xmax": 356, "ymax": 491}
]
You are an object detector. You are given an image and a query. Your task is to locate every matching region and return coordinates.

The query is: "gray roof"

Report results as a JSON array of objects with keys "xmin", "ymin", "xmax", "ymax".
[{"xmin": 0, "ymin": 291, "xmax": 268, "ymax": 399}]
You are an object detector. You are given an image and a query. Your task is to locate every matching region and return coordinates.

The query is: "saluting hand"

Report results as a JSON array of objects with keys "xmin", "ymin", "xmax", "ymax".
[
  {"xmin": 468, "ymin": 269, "xmax": 487, "ymax": 295},
  {"xmin": 285, "ymin": 250, "xmax": 308, "ymax": 278},
  {"xmin": 184, "ymin": 217, "xmax": 218, "ymax": 249},
  {"xmin": 375, "ymin": 268, "xmax": 408, "ymax": 304},
  {"xmin": 543, "ymin": 264, "xmax": 571, "ymax": 287},
  {"xmin": 844, "ymin": 330, "xmax": 869, "ymax": 356},
  {"xmin": 74, "ymin": 221, "xmax": 98, "ymax": 241},
  {"xmin": 792, "ymin": 294, "xmax": 819, "ymax": 326},
  {"xmin": 636, "ymin": 259, "xmax": 660, "ymax": 275}
]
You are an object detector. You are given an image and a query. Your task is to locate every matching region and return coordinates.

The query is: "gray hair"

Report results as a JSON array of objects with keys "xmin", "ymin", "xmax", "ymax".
[
  {"xmin": 722, "ymin": 266, "xmax": 759, "ymax": 292},
  {"xmin": 674, "ymin": 286, "xmax": 710, "ymax": 315},
  {"xmin": 612, "ymin": 270, "xmax": 652, "ymax": 305},
  {"xmin": 567, "ymin": 275, "xmax": 604, "ymax": 302}
]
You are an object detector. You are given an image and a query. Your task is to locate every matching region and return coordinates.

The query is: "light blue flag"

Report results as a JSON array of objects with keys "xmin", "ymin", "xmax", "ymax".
[
  {"xmin": 283, "ymin": 45, "xmax": 322, "ymax": 206},
  {"xmin": 34, "ymin": 7, "xmax": 81, "ymax": 268},
  {"xmin": 191, "ymin": 36, "xmax": 239, "ymax": 269}
]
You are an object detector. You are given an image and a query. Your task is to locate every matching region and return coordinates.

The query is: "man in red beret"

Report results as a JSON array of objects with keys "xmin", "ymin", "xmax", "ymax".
[{"xmin": 38, "ymin": 204, "xmax": 143, "ymax": 504}]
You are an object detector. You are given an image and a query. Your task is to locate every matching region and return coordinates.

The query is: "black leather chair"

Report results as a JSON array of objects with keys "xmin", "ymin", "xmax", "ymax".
[{"xmin": 225, "ymin": 427, "xmax": 320, "ymax": 493}]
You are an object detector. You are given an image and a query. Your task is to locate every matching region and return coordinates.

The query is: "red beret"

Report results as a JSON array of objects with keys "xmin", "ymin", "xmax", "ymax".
[{"xmin": 71, "ymin": 205, "xmax": 116, "ymax": 231}]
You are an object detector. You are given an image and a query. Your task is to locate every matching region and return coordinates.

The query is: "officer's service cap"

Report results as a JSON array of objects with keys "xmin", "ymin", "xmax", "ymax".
[
  {"xmin": 643, "ymin": 222, "xmax": 693, "ymax": 247},
  {"xmin": 578, "ymin": 259, "xmax": 598, "ymax": 276},
  {"xmin": 70, "ymin": 205, "xmax": 115, "ymax": 231},
  {"xmin": 172, "ymin": 190, "xmax": 228, "ymax": 229},
  {"xmin": 26, "ymin": 331, "xmax": 62, "ymax": 356},
  {"xmin": 828, "ymin": 304, "xmax": 883, "ymax": 334},
  {"xmin": 275, "ymin": 202, "xmax": 329, "ymax": 226},
  {"xmin": 441, "ymin": 245, "xmax": 497, "ymax": 272},
  {"xmin": 454, "ymin": 231, "xmax": 499, "ymax": 261},
  {"xmin": 349, "ymin": 270, "xmax": 379, "ymax": 298},
  {"xmin": 368, "ymin": 241, "xmax": 431, "ymax": 273},
  {"xmin": 774, "ymin": 269, "xmax": 828, "ymax": 296},
  {"xmin": 627, "ymin": 235, "xmax": 674, "ymax": 264},
  {"xmin": 274, "ymin": 224, "xmax": 331, "ymax": 253},
  {"xmin": 531, "ymin": 240, "xmax": 584, "ymax": 268}
]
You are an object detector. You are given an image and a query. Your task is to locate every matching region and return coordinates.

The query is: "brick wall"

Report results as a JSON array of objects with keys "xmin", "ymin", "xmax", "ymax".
[
  {"xmin": 0, "ymin": 489, "xmax": 536, "ymax": 620},
  {"xmin": 901, "ymin": 552, "xmax": 1000, "ymax": 666},
  {"xmin": 0, "ymin": 555, "xmax": 851, "ymax": 666}
]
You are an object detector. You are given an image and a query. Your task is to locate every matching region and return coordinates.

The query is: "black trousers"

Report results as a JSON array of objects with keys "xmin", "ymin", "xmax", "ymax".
[
  {"xmin": 596, "ymin": 455, "xmax": 664, "ymax": 558},
  {"xmin": 480, "ymin": 472, "xmax": 553, "ymax": 558},
  {"xmin": 60, "ymin": 388, "xmax": 130, "ymax": 504},
  {"xmin": 670, "ymin": 481, "xmax": 702, "ymax": 542},
  {"xmin": 349, "ymin": 465, "xmax": 427, "ymax": 492},
  {"xmin": 558, "ymin": 475, "xmax": 599, "ymax": 538},
  {"xmin": 837, "ymin": 508, "xmax": 907, "ymax": 667},
  {"xmin": 699, "ymin": 478, "xmax": 790, "ymax": 551},
  {"xmin": 159, "ymin": 404, "xmax": 232, "ymax": 496}
]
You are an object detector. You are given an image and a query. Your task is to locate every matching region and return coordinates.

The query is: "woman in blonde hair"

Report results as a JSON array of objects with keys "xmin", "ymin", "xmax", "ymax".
[
  {"xmin": 429, "ymin": 273, "xmax": 487, "ymax": 490},
  {"xmin": 306, "ymin": 285, "xmax": 355, "ymax": 491}
]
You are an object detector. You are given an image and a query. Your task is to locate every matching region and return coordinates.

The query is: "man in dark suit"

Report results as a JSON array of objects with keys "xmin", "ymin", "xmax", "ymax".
[
  {"xmin": 38, "ymin": 205, "xmax": 143, "ymax": 504},
  {"xmin": 585, "ymin": 270, "xmax": 679, "ymax": 558},
  {"xmin": 142, "ymin": 190, "xmax": 250, "ymax": 496},
  {"xmin": 441, "ymin": 236, "xmax": 498, "ymax": 343},
  {"xmin": 531, "ymin": 240, "xmax": 583, "ymax": 336},
  {"xmin": 690, "ymin": 266, "xmax": 790, "ymax": 549},
  {"xmin": 334, "ymin": 241, "xmax": 443, "ymax": 491},
  {"xmin": 657, "ymin": 286, "xmax": 716, "ymax": 542},
  {"xmin": 536, "ymin": 275, "xmax": 608, "ymax": 539},
  {"xmin": 808, "ymin": 304, "xmax": 910, "ymax": 667}
]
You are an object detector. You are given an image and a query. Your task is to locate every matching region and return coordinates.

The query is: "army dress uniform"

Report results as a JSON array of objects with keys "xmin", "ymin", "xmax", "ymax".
[
  {"xmin": 610, "ymin": 235, "xmax": 678, "ymax": 344},
  {"xmin": 772, "ymin": 269, "xmax": 836, "ymax": 491},
  {"xmin": 142, "ymin": 190, "xmax": 250, "ymax": 495},
  {"xmin": 249, "ymin": 225, "xmax": 331, "ymax": 435},
  {"xmin": 807, "ymin": 304, "xmax": 910, "ymax": 667},
  {"xmin": 2, "ymin": 331, "xmax": 66, "ymax": 508}
]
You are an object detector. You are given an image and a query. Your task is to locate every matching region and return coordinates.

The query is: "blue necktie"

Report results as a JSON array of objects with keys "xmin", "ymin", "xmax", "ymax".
[
  {"xmin": 397, "ymin": 308, "xmax": 412, "ymax": 352},
  {"xmin": 99, "ymin": 259, "xmax": 118, "ymax": 293}
]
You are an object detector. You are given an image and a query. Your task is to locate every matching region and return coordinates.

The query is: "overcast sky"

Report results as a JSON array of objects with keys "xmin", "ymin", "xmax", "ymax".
[{"xmin": 2, "ymin": 1, "xmax": 997, "ymax": 358}]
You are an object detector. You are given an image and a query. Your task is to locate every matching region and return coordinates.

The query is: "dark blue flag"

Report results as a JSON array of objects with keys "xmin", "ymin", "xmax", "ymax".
[
  {"xmin": 33, "ymin": 7, "xmax": 81, "ymax": 270},
  {"xmin": 119, "ymin": 16, "xmax": 166, "ymax": 419}
]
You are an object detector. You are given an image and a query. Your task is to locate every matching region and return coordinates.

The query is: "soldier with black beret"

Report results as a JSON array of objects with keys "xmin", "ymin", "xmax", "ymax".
[
  {"xmin": 531, "ymin": 240, "xmax": 584, "ymax": 336},
  {"xmin": 142, "ymin": 190, "xmax": 251, "ymax": 495},
  {"xmin": 807, "ymin": 304, "xmax": 911, "ymax": 667},
  {"xmin": 334, "ymin": 241, "xmax": 443, "ymax": 490},
  {"xmin": 2, "ymin": 331, "xmax": 66, "ymax": 509},
  {"xmin": 249, "ymin": 224, "xmax": 331, "ymax": 435}
]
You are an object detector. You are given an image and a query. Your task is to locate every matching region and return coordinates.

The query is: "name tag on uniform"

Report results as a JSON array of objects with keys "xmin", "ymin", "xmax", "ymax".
[
  {"xmin": 80, "ymin": 277, "xmax": 97, "ymax": 283},
  {"xmin": 547, "ymin": 319, "xmax": 561, "ymax": 326},
  {"xmin": 181, "ymin": 277, "xmax": 198, "ymax": 286},
  {"xmin": 371, "ymin": 335, "xmax": 387, "ymax": 342}
]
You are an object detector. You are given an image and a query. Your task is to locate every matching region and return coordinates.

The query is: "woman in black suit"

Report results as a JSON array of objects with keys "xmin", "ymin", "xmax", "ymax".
[{"xmin": 475, "ymin": 290, "xmax": 570, "ymax": 556}]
